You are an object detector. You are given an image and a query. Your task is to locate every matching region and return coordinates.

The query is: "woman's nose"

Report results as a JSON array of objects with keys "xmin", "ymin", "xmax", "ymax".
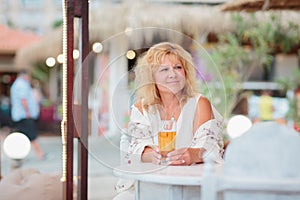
[{"xmin": 168, "ymin": 69, "xmax": 176, "ymax": 78}]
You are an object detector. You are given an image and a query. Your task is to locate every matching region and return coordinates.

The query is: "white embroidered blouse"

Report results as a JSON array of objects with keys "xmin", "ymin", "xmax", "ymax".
[
  {"xmin": 115, "ymin": 94, "xmax": 224, "ymax": 194},
  {"xmin": 125, "ymin": 94, "xmax": 224, "ymax": 164}
]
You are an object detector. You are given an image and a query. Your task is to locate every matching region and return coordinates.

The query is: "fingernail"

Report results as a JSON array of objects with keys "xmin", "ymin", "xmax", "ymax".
[
  {"xmin": 165, "ymin": 158, "xmax": 169, "ymax": 162},
  {"xmin": 158, "ymin": 154, "xmax": 161, "ymax": 159}
]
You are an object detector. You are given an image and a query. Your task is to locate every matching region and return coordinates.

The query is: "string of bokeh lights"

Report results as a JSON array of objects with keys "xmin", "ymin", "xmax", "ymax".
[{"xmin": 45, "ymin": 42, "xmax": 136, "ymax": 67}]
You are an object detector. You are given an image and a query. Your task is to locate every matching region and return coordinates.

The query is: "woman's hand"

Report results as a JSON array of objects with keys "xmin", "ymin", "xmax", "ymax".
[
  {"xmin": 141, "ymin": 146, "xmax": 162, "ymax": 165},
  {"xmin": 166, "ymin": 148, "xmax": 205, "ymax": 166}
]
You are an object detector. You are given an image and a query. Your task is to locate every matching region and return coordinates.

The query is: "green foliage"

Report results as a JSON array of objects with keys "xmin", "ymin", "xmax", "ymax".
[
  {"xmin": 276, "ymin": 69, "xmax": 300, "ymax": 92},
  {"xmin": 280, "ymin": 21, "xmax": 300, "ymax": 52},
  {"xmin": 201, "ymin": 12, "xmax": 300, "ymax": 119},
  {"xmin": 52, "ymin": 19, "xmax": 63, "ymax": 29},
  {"xmin": 233, "ymin": 13, "xmax": 300, "ymax": 54},
  {"xmin": 276, "ymin": 68, "xmax": 300, "ymax": 125},
  {"xmin": 7, "ymin": 19, "xmax": 15, "ymax": 28},
  {"xmin": 31, "ymin": 63, "xmax": 51, "ymax": 83}
]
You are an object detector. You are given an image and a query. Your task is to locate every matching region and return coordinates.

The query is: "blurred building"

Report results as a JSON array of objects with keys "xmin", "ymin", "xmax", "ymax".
[
  {"xmin": 0, "ymin": 0, "xmax": 62, "ymax": 34},
  {"xmin": 0, "ymin": 0, "xmax": 63, "ymax": 130},
  {"xmin": 0, "ymin": 0, "xmax": 62, "ymax": 93},
  {"xmin": 0, "ymin": 25, "xmax": 41, "ymax": 97}
]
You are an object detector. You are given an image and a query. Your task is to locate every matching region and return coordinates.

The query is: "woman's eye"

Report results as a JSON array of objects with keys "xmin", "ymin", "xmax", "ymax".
[
  {"xmin": 160, "ymin": 68, "xmax": 168, "ymax": 72},
  {"xmin": 174, "ymin": 65, "xmax": 182, "ymax": 70}
]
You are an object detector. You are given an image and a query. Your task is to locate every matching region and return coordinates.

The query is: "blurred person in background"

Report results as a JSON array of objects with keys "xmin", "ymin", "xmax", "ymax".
[
  {"xmin": 31, "ymin": 78, "xmax": 43, "ymax": 105},
  {"xmin": 252, "ymin": 90, "xmax": 274, "ymax": 123},
  {"xmin": 0, "ymin": 94, "xmax": 12, "ymax": 128},
  {"xmin": 10, "ymin": 70, "xmax": 45, "ymax": 160},
  {"xmin": 259, "ymin": 90, "xmax": 274, "ymax": 121}
]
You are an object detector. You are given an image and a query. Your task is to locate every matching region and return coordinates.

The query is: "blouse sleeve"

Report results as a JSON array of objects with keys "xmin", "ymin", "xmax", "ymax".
[
  {"xmin": 191, "ymin": 106, "xmax": 224, "ymax": 164},
  {"xmin": 125, "ymin": 105, "xmax": 154, "ymax": 164}
]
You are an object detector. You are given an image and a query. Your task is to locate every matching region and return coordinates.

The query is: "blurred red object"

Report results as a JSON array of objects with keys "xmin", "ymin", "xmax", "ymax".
[
  {"xmin": 294, "ymin": 123, "xmax": 300, "ymax": 133},
  {"xmin": 39, "ymin": 106, "xmax": 55, "ymax": 122}
]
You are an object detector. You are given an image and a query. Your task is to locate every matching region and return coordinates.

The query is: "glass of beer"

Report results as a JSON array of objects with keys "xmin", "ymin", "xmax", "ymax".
[{"xmin": 158, "ymin": 119, "xmax": 176, "ymax": 163}]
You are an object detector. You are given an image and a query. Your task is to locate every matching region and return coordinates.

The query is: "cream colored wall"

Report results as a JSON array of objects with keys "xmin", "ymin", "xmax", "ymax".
[{"xmin": 274, "ymin": 54, "xmax": 299, "ymax": 79}]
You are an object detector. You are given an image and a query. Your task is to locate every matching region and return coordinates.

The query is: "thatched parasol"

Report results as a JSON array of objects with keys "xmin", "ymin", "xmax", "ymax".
[
  {"xmin": 221, "ymin": 0, "xmax": 300, "ymax": 12},
  {"xmin": 14, "ymin": 28, "xmax": 63, "ymax": 68}
]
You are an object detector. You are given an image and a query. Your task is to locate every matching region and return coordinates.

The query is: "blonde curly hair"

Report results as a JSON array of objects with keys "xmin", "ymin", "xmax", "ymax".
[{"xmin": 134, "ymin": 42, "xmax": 199, "ymax": 111}]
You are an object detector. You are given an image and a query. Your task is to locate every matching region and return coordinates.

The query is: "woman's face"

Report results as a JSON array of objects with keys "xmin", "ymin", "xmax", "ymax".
[{"xmin": 154, "ymin": 55, "xmax": 186, "ymax": 95}]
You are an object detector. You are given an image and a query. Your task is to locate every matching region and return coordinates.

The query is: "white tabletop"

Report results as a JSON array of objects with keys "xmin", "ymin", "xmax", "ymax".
[{"xmin": 114, "ymin": 163, "xmax": 221, "ymax": 186}]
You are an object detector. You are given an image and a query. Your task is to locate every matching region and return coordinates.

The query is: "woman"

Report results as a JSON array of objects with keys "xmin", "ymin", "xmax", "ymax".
[
  {"xmin": 126, "ymin": 41, "xmax": 223, "ymax": 165},
  {"xmin": 114, "ymin": 42, "xmax": 223, "ymax": 198}
]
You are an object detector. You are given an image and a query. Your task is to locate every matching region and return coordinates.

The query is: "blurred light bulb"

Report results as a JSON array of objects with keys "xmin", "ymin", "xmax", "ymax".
[
  {"xmin": 92, "ymin": 42, "xmax": 103, "ymax": 53},
  {"xmin": 227, "ymin": 115, "xmax": 252, "ymax": 139},
  {"xmin": 4, "ymin": 132, "xmax": 31, "ymax": 159},
  {"xmin": 46, "ymin": 57, "xmax": 56, "ymax": 67},
  {"xmin": 73, "ymin": 49, "xmax": 80, "ymax": 59},
  {"xmin": 57, "ymin": 54, "xmax": 64, "ymax": 64},
  {"xmin": 126, "ymin": 50, "xmax": 136, "ymax": 60}
]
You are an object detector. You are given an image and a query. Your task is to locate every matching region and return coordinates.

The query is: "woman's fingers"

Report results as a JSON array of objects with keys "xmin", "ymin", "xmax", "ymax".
[
  {"xmin": 148, "ymin": 146, "xmax": 192, "ymax": 165},
  {"xmin": 166, "ymin": 148, "xmax": 190, "ymax": 165},
  {"xmin": 153, "ymin": 148, "xmax": 162, "ymax": 165},
  {"xmin": 167, "ymin": 158, "xmax": 188, "ymax": 166}
]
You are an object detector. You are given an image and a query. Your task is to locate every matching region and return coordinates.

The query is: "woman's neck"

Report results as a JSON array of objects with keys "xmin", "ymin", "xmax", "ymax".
[
  {"xmin": 160, "ymin": 90, "xmax": 182, "ymax": 104},
  {"xmin": 159, "ymin": 92, "xmax": 182, "ymax": 120}
]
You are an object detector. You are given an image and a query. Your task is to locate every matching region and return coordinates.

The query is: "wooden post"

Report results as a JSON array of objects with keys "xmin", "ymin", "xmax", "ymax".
[
  {"xmin": 74, "ymin": 0, "xmax": 89, "ymax": 199},
  {"xmin": 62, "ymin": 0, "xmax": 75, "ymax": 199},
  {"xmin": 62, "ymin": 0, "xmax": 89, "ymax": 199}
]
